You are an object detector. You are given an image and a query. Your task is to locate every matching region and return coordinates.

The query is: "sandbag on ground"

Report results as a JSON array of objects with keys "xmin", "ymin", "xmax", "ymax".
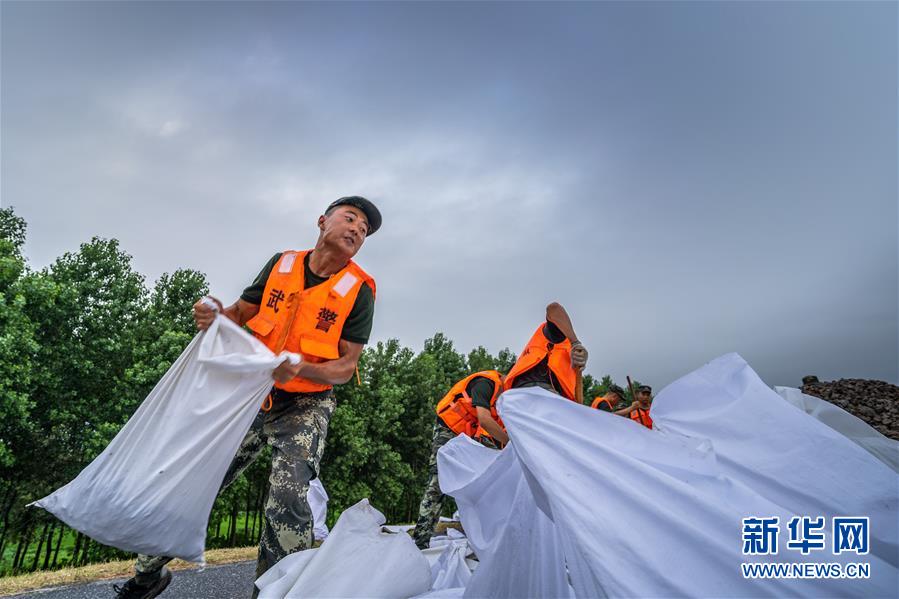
[
  {"xmin": 428, "ymin": 537, "xmax": 472, "ymax": 590},
  {"xmin": 255, "ymin": 499, "xmax": 431, "ymax": 598},
  {"xmin": 437, "ymin": 353, "xmax": 897, "ymax": 597},
  {"xmin": 31, "ymin": 315, "xmax": 294, "ymax": 562}
]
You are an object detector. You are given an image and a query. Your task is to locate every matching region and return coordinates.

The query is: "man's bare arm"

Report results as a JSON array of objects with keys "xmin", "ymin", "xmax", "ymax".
[
  {"xmin": 273, "ymin": 339, "xmax": 364, "ymax": 386},
  {"xmin": 476, "ymin": 407, "xmax": 509, "ymax": 446},
  {"xmin": 613, "ymin": 403, "xmax": 640, "ymax": 417},
  {"xmin": 223, "ymin": 299, "xmax": 261, "ymax": 327},
  {"xmin": 545, "ymin": 302, "xmax": 578, "ymax": 343},
  {"xmin": 193, "ymin": 297, "xmax": 260, "ymax": 330},
  {"xmin": 545, "ymin": 301, "xmax": 588, "ymax": 369}
]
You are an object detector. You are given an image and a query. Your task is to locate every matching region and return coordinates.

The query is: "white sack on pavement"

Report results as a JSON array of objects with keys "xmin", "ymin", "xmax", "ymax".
[
  {"xmin": 774, "ymin": 386, "xmax": 899, "ymax": 473},
  {"xmin": 437, "ymin": 353, "xmax": 898, "ymax": 598},
  {"xmin": 428, "ymin": 539, "xmax": 472, "ymax": 591},
  {"xmin": 255, "ymin": 499, "xmax": 431, "ymax": 598},
  {"xmin": 32, "ymin": 314, "xmax": 295, "ymax": 562}
]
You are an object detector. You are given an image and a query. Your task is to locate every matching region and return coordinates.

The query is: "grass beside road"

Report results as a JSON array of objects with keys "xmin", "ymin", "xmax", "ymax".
[
  {"xmin": 0, "ymin": 523, "xmax": 459, "ymax": 596},
  {"xmin": 0, "ymin": 546, "xmax": 258, "ymax": 597}
]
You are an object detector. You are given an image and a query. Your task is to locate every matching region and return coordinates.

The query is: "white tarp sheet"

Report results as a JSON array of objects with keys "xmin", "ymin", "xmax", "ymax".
[
  {"xmin": 438, "ymin": 353, "xmax": 898, "ymax": 598},
  {"xmin": 255, "ymin": 499, "xmax": 431, "ymax": 598},
  {"xmin": 32, "ymin": 313, "xmax": 296, "ymax": 562}
]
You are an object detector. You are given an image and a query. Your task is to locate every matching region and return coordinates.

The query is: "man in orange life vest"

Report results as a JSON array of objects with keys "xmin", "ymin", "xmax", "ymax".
[
  {"xmin": 410, "ymin": 302, "xmax": 589, "ymax": 549},
  {"xmin": 601, "ymin": 384, "xmax": 653, "ymax": 427},
  {"xmin": 625, "ymin": 384, "xmax": 654, "ymax": 428},
  {"xmin": 503, "ymin": 302, "xmax": 589, "ymax": 401},
  {"xmin": 115, "ymin": 197, "xmax": 380, "ymax": 599},
  {"xmin": 411, "ymin": 369, "xmax": 507, "ymax": 549},
  {"xmin": 591, "ymin": 384, "xmax": 626, "ymax": 412}
]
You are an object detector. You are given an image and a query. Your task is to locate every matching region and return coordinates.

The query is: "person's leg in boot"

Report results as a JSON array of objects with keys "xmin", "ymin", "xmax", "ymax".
[
  {"xmin": 411, "ymin": 422, "xmax": 456, "ymax": 549},
  {"xmin": 251, "ymin": 390, "xmax": 335, "ymax": 596},
  {"xmin": 115, "ymin": 412, "xmax": 268, "ymax": 599}
]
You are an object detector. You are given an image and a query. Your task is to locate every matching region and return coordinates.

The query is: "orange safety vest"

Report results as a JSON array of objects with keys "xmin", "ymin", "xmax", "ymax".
[
  {"xmin": 630, "ymin": 407, "xmax": 653, "ymax": 429},
  {"xmin": 245, "ymin": 250, "xmax": 375, "ymax": 393},
  {"xmin": 436, "ymin": 371, "xmax": 504, "ymax": 437},
  {"xmin": 591, "ymin": 394, "xmax": 619, "ymax": 411},
  {"xmin": 503, "ymin": 323, "xmax": 578, "ymax": 402}
]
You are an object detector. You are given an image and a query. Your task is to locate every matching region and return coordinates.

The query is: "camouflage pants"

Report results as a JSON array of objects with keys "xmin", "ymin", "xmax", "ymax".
[
  {"xmin": 135, "ymin": 388, "xmax": 335, "ymax": 588},
  {"xmin": 410, "ymin": 422, "xmax": 459, "ymax": 549}
]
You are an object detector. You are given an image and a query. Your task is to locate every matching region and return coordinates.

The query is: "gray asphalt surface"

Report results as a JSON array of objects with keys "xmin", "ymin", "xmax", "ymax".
[{"xmin": 12, "ymin": 561, "xmax": 257, "ymax": 599}]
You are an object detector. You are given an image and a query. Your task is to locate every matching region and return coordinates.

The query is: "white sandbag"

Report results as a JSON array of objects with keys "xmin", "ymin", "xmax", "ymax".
[
  {"xmin": 437, "ymin": 435, "xmax": 573, "ymax": 599},
  {"xmin": 429, "ymin": 539, "xmax": 472, "ymax": 590},
  {"xmin": 256, "ymin": 499, "xmax": 431, "ymax": 598},
  {"xmin": 437, "ymin": 353, "xmax": 898, "ymax": 597},
  {"xmin": 653, "ymin": 354, "xmax": 898, "ymax": 571},
  {"xmin": 31, "ymin": 314, "xmax": 295, "ymax": 562},
  {"xmin": 774, "ymin": 386, "xmax": 899, "ymax": 473},
  {"xmin": 309, "ymin": 477, "xmax": 330, "ymax": 541}
]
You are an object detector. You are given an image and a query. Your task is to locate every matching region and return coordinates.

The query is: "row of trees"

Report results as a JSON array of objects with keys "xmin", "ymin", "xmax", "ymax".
[{"xmin": 0, "ymin": 207, "xmax": 633, "ymax": 575}]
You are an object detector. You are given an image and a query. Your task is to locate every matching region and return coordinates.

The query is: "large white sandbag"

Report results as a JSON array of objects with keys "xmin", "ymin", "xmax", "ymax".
[
  {"xmin": 437, "ymin": 436, "xmax": 572, "ymax": 599},
  {"xmin": 774, "ymin": 386, "xmax": 899, "ymax": 472},
  {"xmin": 256, "ymin": 499, "xmax": 431, "ymax": 598},
  {"xmin": 436, "ymin": 353, "xmax": 898, "ymax": 597},
  {"xmin": 653, "ymin": 354, "xmax": 898, "ymax": 571},
  {"xmin": 32, "ymin": 314, "xmax": 295, "ymax": 562}
]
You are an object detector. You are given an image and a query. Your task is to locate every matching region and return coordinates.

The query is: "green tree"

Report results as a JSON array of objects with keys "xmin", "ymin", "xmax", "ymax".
[
  {"xmin": 466, "ymin": 346, "xmax": 496, "ymax": 373},
  {"xmin": 19, "ymin": 238, "xmax": 148, "ymax": 511},
  {"xmin": 495, "ymin": 348, "xmax": 516, "ymax": 373},
  {"xmin": 121, "ymin": 269, "xmax": 209, "ymax": 416},
  {"xmin": 0, "ymin": 208, "xmax": 39, "ymax": 561}
]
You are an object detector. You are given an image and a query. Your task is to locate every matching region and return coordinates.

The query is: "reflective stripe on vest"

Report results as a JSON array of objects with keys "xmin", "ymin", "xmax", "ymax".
[
  {"xmin": 436, "ymin": 370, "xmax": 504, "ymax": 437},
  {"xmin": 244, "ymin": 250, "xmax": 375, "ymax": 393},
  {"xmin": 503, "ymin": 323, "xmax": 577, "ymax": 402}
]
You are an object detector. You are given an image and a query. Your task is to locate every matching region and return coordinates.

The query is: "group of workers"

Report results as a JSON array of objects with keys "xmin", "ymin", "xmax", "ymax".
[
  {"xmin": 114, "ymin": 195, "xmax": 653, "ymax": 599},
  {"xmin": 591, "ymin": 383, "xmax": 654, "ymax": 428},
  {"xmin": 410, "ymin": 303, "xmax": 655, "ymax": 550}
]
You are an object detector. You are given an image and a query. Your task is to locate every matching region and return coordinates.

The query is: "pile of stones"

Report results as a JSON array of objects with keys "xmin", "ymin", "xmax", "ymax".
[{"xmin": 801, "ymin": 375, "xmax": 899, "ymax": 441}]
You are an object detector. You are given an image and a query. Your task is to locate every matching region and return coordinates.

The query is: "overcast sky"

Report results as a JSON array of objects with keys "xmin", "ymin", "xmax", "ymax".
[{"xmin": 3, "ymin": 1, "xmax": 897, "ymax": 388}]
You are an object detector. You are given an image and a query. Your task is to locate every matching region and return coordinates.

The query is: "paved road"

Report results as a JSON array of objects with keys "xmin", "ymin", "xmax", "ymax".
[{"xmin": 13, "ymin": 561, "xmax": 257, "ymax": 599}]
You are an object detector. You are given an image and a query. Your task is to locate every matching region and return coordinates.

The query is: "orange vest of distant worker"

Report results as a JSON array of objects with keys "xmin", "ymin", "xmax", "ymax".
[
  {"xmin": 436, "ymin": 370, "xmax": 504, "ymax": 437},
  {"xmin": 245, "ymin": 250, "xmax": 375, "ymax": 393},
  {"xmin": 503, "ymin": 323, "xmax": 578, "ymax": 402},
  {"xmin": 591, "ymin": 394, "xmax": 619, "ymax": 411},
  {"xmin": 630, "ymin": 407, "xmax": 653, "ymax": 429}
]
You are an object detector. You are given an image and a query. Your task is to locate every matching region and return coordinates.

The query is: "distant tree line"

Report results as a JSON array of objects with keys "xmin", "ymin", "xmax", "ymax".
[{"xmin": 0, "ymin": 207, "xmax": 639, "ymax": 575}]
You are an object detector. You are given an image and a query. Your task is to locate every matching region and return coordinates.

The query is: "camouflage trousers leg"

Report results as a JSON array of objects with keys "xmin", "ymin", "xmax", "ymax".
[
  {"xmin": 411, "ymin": 422, "xmax": 456, "ymax": 549},
  {"xmin": 134, "ymin": 410, "xmax": 268, "ymax": 583},
  {"xmin": 253, "ymin": 389, "xmax": 335, "ymax": 580}
]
